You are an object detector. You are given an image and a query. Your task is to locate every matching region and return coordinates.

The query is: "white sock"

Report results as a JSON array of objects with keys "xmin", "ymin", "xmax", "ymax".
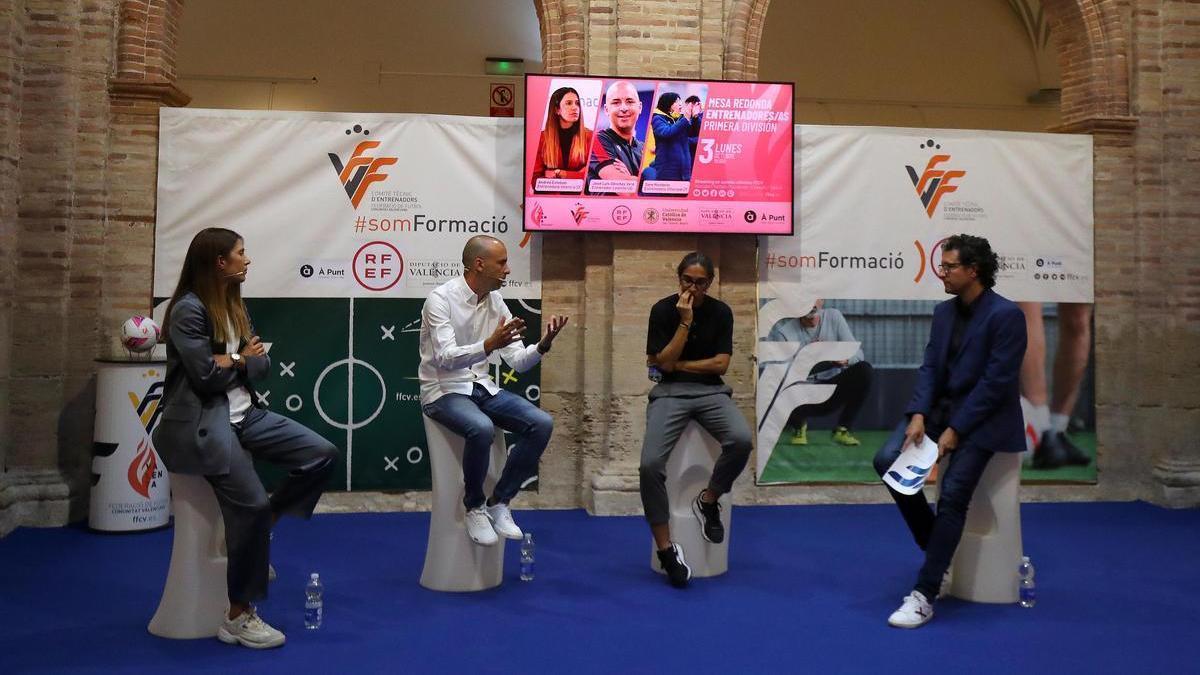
[
  {"xmin": 1050, "ymin": 413, "xmax": 1070, "ymax": 433},
  {"xmin": 1030, "ymin": 404, "xmax": 1051, "ymax": 435}
]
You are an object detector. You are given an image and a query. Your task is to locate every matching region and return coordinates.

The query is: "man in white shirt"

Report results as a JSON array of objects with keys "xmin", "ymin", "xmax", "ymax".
[{"xmin": 419, "ymin": 235, "xmax": 568, "ymax": 546}]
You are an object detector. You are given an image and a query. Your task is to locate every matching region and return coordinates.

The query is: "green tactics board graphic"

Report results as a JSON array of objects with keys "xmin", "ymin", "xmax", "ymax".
[{"xmin": 240, "ymin": 297, "xmax": 542, "ymax": 492}]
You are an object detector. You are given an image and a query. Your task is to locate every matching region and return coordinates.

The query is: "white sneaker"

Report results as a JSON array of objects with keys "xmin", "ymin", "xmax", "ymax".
[
  {"xmin": 465, "ymin": 505, "xmax": 498, "ymax": 546},
  {"xmin": 217, "ymin": 607, "xmax": 286, "ymax": 649},
  {"xmin": 887, "ymin": 590, "xmax": 934, "ymax": 629},
  {"xmin": 487, "ymin": 502, "xmax": 523, "ymax": 540}
]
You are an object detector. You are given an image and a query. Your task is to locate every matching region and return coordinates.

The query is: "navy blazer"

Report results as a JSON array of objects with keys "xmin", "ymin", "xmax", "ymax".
[
  {"xmin": 647, "ymin": 112, "xmax": 695, "ymax": 181},
  {"xmin": 905, "ymin": 288, "xmax": 1027, "ymax": 453},
  {"xmin": 151, "ymin": 293, "xmax": 270, "ymax": 475}
]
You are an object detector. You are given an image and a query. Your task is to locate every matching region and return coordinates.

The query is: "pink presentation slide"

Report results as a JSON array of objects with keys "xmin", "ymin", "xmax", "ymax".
[{"xmin": 522, "ymin": 74, "xmax": 793, "ymax": 235}]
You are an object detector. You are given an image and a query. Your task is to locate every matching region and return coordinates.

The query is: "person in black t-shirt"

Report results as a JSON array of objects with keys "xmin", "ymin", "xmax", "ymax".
[{"xmin": 641, "ymin": 252, "xmax": 753, "ymax": 588}]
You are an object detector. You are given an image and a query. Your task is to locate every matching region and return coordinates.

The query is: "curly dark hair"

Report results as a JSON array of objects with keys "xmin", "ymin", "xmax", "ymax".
[{"xmin": 942, "ymin": 233, "xmax": 998, "ymax": 288}]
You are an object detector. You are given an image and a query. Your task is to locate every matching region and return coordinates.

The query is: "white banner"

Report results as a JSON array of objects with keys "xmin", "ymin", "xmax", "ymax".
[
  {"xmin": 760, "ymin": 124, "xmax": 1093, "ymax": 325},
  {"xmin": 155, "ymin": 109, "xmax": 540, "ymax": 299},
  {"xmin": 756, "ymin": 125, "xmax": 1094, "ymax": 481}
]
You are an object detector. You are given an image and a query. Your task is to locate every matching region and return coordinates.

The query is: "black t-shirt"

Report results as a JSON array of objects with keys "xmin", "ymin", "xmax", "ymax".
[{"xmin": 646, "ymin": 294, "xmax": 734, "ymax": 385}]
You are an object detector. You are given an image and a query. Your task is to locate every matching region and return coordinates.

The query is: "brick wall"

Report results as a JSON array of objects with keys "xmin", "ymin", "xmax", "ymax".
[
  {"xmin": 0, "ymin": 0, "xmax": 186, "ymax": 534},
  {"xmin": 2, "ymin": 0, "xmax": 1197, "ymax": 534}
]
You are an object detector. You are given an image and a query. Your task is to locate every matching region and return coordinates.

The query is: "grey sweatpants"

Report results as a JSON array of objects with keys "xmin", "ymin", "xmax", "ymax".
[
  {"xmin": 639, "ymin": 391, "xmax": 753, "ymax": 525},
  {"xmin": 205, "ymin": 406, "xmax": 338, "ymax": 604}
]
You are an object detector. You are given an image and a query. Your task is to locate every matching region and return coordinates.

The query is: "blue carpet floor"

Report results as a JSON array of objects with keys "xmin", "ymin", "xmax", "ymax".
[{"xmin": 1, "ymin": 502, "xmax": 1196, "ymax": 674}]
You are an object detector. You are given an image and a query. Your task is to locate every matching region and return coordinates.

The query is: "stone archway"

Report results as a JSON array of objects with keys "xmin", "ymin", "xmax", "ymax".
[
  {"xmin": 1043, "ymin": 0, "xmax": 1134, "ymax": 124},
  {"xmin": 722, "ymin": 0, "xmax": 770, "ymax": 80}
]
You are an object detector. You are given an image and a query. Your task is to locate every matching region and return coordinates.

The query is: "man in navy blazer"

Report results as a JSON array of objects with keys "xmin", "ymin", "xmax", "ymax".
[{"xmin": 873, "ymin": 234, "xmax": 1027, "ymax": 628}]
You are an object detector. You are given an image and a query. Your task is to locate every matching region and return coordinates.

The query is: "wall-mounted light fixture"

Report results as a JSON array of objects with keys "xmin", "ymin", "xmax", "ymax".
[{"xmin": 484, "ymin": 57, "xmax": 524, "ymax": 77}]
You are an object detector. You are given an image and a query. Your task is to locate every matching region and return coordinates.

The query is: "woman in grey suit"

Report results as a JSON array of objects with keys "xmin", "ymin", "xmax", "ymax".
[{"xmin": 153, "ymin": 227, "xmax": 338, "ymax": 649}]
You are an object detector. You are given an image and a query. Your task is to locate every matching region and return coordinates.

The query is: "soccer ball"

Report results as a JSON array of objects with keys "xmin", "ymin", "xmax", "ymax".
[{"xmin": 121, "ymin": 316, "xmax": 160, "ymax": 353}]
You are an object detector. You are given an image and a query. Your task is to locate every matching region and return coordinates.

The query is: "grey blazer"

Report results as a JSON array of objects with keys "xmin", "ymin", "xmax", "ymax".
[{"xmin": 151, "ymin": 292, "xmax": 270, "ymax": 475}]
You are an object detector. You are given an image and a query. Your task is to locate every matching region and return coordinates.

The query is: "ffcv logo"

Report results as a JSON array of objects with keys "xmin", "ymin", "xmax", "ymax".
[
  {"xmin": 329, "ymin": 140, "xmax": 397, "ymax": 209},
  {"xmin": 905, "ymin": 139, "xmax": 965, "ymax": 218}
]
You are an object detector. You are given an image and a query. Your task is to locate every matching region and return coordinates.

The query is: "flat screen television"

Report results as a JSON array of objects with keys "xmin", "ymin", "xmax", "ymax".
[{"xmin": 522, "ymin": 74, "xmax": 794, "ymax": 235}]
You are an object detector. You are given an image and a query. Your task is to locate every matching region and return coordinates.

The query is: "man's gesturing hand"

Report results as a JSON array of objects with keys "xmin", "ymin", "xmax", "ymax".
[
  {"xmin": 484, "ymin": 317, "xmax": 526, "ymax": 354},
  {"xmin": 538, "ymin": 315, "xmax": 569, "ymax": 354}
]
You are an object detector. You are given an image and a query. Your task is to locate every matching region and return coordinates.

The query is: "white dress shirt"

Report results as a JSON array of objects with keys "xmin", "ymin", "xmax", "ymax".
[{"xmin": 418, "ymin": 275, "xmax": 542, "ymax": 405}]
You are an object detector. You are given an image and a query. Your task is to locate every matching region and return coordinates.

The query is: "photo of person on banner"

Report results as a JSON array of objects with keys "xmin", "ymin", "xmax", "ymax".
[
  {"xmin": 530, "ymin": 83, "xmax": 596, "ymax": 194},
  {"xmin": 1019, "ymin": 301, "xmax": 1094, "ymax": 469},
  {"xmin": 586, "ymin": 80, "xmax": 652, "ymax": 196},
  {"xmin": 639, "ymin": 84, "xmax": 706, "ymax": 195},
  {"xmin": 685, "ymin": 95, "xmax": 704, "ymax": 160},
  {"xmin": 766, "ymin": 299, "xmax": 873, "ymax": 447}
]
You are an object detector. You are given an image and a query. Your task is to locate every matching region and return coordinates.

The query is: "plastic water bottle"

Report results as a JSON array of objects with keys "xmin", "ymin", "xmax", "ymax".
[
  {"xmin": 304, "ymin": 573, "xmax": 324, "ymax": 629},
  {"xmin": 1018, "ymin": 556, "xmax": 1036, "ymax": 608},
  {"xmin": 520, "ymin": 533, "xmax": 535, "ymax": 581}
]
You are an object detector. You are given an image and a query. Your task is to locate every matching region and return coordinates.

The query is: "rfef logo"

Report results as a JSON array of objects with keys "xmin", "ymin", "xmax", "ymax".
[
  {"xmin": 352, "ymin": 241, "xmax": 404, "ymax": 291},
  {"xmin": 911, "ymin": 237, "xmax": 950, "ymax": 284},
  {"xmin": 905, "ymin": 139, "xmax": 966, "ymax": 218},
  {"xmin": 329, "ymin": 132, "xmax": 398, "ymax": 209}
]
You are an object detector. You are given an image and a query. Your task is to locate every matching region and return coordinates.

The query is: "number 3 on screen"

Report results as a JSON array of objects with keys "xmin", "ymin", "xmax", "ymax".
[{"xmin": 698, "ymin": 139, "xmax": 714, "ymax": 164}]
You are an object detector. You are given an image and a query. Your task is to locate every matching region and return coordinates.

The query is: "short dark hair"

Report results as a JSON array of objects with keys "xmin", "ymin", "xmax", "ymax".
[
  {"xmin": 656, "ymin": 92, "xmax": 681, "ymax": 115},
  {"xmin": 942, "ymin": 234, "xmax": 999, "ymax": 288},
  {"xmin": 684, "ymin": 95, "xmax": 701, "ymax": 104},
  {"xmin": 676, "ymin": 251, "xmax": 714, "ymax": 279}
]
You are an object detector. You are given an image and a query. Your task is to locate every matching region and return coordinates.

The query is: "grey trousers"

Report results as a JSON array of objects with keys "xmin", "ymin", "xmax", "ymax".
[
  {"xmin": 639, "ymin": 391, "xmax": 753, "ymax": 525},
  {"xmin": 205, "ymin": 407, "xmax": 338, "ymax": 604}
]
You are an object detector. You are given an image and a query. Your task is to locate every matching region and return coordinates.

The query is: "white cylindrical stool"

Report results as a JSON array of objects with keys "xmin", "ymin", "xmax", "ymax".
[
  {"xmin": 148, "ymin": 473, "xmax": 229, "ymax": 638},
  {"xmin": 420, "ymin": 416, "xmax": 509, "ymax": 592},
  {"xmin": 941, "ymin": 451, "xmax": 1023, "ymax": 603},
  {"xmin": 650, "ymin": 422, "xmax": 732, "ymax": 578}
]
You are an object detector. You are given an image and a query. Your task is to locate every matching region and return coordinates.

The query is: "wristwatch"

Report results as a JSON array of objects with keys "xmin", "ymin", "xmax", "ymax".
[{"xmin": 230, "ymin": 353, "xmax": 242, "ymax": 365}]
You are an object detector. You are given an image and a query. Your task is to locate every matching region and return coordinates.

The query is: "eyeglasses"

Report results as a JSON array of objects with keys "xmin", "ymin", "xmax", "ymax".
[
  {"xmin": 937, "ymin": 262, "xmax": 966, "ymax": 274},
  {"xmin": 680, "ymin": 275, "xmax": 711, "ymax": 289}
]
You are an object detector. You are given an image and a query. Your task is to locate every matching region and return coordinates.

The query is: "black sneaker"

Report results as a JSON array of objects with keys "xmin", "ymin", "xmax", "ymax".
[
  {"xmin": 1032, "ymin": 430, "xmax": 1068, "ymax": 469},
  {"xmin": 691, "ymin": 491, "xmax": 725, "ymax": 544},
  {"xmin": 1057, "ymin": 432, "xmax": 1092, "ymax": 466},
  {"xmin": 656, "ymin": 543, "xmax": 692, "ymax": 588}
]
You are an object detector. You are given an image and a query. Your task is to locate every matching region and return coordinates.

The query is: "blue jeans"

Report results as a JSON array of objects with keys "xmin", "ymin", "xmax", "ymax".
[
  {"xmin": 873, "ymin": 419, "xmax": 994, "ymax": 601},
  {"xmin": 422, "ymin": 384, "xmax": 553, "ymax": 510}
]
